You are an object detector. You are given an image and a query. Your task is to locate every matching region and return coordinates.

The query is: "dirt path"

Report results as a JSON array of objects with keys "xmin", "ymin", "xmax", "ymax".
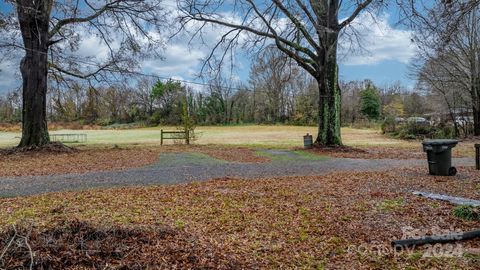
[{"xmin": 0, "ymin": 150, "xmax": 474, "ymax": 197}]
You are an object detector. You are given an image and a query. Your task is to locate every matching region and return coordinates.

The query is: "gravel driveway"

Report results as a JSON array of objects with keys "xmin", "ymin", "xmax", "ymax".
[{"xmin": 0, "ymin": 151, "xmax": 474, "ymax": 197}]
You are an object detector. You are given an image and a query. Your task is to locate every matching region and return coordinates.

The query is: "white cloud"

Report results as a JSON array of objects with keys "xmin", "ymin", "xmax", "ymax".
[
  {"xmin": 143, "ymin": 43, "xmax": 204, "ymax": 75},
  {"xmin": 75, "ymin": 35, "xmax": 112, "ymax": 61},
  {"xmin": 1, "ymin": 7, "xmax": 416, "ymax": 95},
  {"xmin": 0, "ymin": 58, "xmax": 20, "ymax": 92},
  {"xmin": 339, "ymin": 13, "xmax": 417, "ymax": 66},
  {"xmin": 139, "ymin": 9, "xmax": 250, "ymax": 83}
]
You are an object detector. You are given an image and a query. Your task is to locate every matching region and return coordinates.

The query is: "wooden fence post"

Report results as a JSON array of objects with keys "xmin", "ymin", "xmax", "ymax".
[{"xmin": 161, "ymin": 129, "xmax": 163, "ymax": 145}]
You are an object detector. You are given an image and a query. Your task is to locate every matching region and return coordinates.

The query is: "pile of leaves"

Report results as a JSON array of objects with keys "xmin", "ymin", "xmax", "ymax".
[{"xmin": 0, "ymin": 220, "xmax": 244, "ymax": 269}]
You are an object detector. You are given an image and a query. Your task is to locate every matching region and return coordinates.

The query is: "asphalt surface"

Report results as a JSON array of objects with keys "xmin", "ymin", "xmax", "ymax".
[{"xmin": 0, "ymin": 152, "xmax": 474, "ymax": 197}]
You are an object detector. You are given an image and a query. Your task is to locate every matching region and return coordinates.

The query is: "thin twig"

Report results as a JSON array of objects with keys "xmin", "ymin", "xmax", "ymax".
[
  {"xmin": 22, "ymin": 224, "xmax": 34, "ymax": 270},
  {"xmin": 0, "ymin": 224, "xmax": 17, "ymax": 261}
]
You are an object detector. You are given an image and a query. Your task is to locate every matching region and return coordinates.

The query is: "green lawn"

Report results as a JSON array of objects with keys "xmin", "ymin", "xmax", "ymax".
[{"xmin": 0, "ymin": 125, "xmax": 415, "ymax": 148}]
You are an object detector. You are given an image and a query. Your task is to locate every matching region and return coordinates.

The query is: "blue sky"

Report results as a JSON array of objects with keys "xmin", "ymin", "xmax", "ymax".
[{"xmin": 0, "ymin": 2, "xmax": 417, "ymax": 94}]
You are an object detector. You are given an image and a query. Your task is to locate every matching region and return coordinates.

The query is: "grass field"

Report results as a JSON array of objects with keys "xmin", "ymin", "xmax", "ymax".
[{"xmin": 0, "ymin": 125, "xmax": 417, "ymax": 148}]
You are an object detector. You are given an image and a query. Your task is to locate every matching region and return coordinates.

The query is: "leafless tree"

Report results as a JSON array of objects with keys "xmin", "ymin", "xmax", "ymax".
[
  {"xmin": 416, "ymin": 53, "xmax": 471, "ymax": 136},
  {"xmin": 134, "ymin": 77, "xmax": 157, "ymax": 118},
  {"xmin": 249, "ymin": 46, "xmax": 292, "ymax": 123},
  {"xmin": 404, "ymin": 1, "xmax": 480, "ymax": 136},
  {"xmin": 205, "ymin": 76, "xmax": 238, "ymax": 124},
  {"xmin": 178, "ymin": 0, "xmax": 382, "ymax": 145},
  {"xmin": 340, "ymin": 80, "xmax": 363, "ymax": 125},
  {"xmin": 0, "ymin": 0, "xmax": 165, "ymax": 147}
]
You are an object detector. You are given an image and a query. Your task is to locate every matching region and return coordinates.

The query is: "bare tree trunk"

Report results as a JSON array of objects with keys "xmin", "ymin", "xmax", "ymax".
[
  {"xmin": 17, "ymin": 0, "xmax": 52, "ymax": 147},
  {"xmin": 474, "ymin": 103, "xmax": 480, "ymax": 136},
  {"xmin": 473, "ymin": 73, "xmax": 480, "ymax": 136},
  {"xmin": 446, "ymin": 102, "xmax": 460, "ymax": 138},
  {"xmin": 316, "ymin": 41, "xmax": 342, "ymax": 146}
]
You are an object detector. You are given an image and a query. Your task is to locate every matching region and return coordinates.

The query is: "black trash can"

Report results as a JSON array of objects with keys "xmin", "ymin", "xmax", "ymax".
[{"xmin": 422, "ymin": 139, "xmax": 458, "ymax": 176}]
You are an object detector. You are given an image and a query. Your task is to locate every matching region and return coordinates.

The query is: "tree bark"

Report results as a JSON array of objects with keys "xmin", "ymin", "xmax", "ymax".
[
  {"xmin": 316, "ymin": 39, "xmax": 342, "ymax": 146},
  {"xmin": 472, "ymin": 76, "xmax": 480, "ymax": 136},
  {"xmin": 474, "ymin": 104, "xmax": 480, "ymax": 136},
  {"xmin": 16, "ymin": 0, "xmax": 52, "ymax": 147}
]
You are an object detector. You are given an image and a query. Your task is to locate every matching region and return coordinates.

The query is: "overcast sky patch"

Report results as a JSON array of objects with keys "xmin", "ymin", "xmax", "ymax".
[{"xmin": 340, "ymin": 13, "xmax": 417, "ymax": 66}]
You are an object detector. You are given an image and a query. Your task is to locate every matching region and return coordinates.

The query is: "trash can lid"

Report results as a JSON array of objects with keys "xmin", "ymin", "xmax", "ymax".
[{"xmin": 422, "ymin": 139, "xmax": 459, "ymax": 146}]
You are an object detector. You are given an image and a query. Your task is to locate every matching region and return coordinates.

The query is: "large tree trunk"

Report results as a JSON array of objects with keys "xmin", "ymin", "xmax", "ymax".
[
  {"xmin": 472, "ymin": 76, "xmax": 480, "ymax": 136},
  {"xmin": 474, "ymin": 103, "xmax": 480, "ymax": 136},
  {"xmin": 315, "ymin": 2, "xmax": 342, "ymax": 146},
  {"xmin": 316, "ymin": 40, "xmax": 342, "ymax": 146},
  {"xmin": 16, "ymin": 0, "xmax": 52, "ymax": 147}
]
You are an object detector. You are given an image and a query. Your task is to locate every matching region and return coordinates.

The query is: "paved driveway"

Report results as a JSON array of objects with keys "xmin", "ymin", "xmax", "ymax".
[{"xmin": 0, "ymin": 151, "xmax": 474, "ymax": 197}]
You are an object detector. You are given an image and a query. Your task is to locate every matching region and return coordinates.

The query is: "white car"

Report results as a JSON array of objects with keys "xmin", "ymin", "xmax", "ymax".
[{"xmin": 407, "ymin": 117, "xmax": 430, "ymax": 125}]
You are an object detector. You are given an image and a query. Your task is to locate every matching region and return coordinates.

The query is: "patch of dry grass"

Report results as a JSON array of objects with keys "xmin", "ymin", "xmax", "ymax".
[
  {"xmin": 2, "ymin": 168, "xmax": 480, "ymax": 269},
  {"xmin": 0, "ymin": 126, "xmax": 424, "ymax": 148}
]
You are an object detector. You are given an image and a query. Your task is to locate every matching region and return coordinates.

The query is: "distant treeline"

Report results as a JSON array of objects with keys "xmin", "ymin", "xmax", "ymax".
[
  {"xmin": 0, "ymin": 47, "xmax": 449, "ymax": 128},
  {"xmin": 0, "ymin": 79, "xmax": 438, "ymax": 128}
]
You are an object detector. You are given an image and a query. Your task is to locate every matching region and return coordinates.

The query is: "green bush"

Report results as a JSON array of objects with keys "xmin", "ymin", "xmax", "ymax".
[
  {"xmin": 390, "ymin": 122, "xmax": 457, "ymax": 140},
  {"xmin": 381, "ymin": 116, "xmax": 396, "ymax": 134},
  {"xmin": 431, "ymin": 126, "xmax": 456, "ymax": 139},
  {"xmin": 103, "ymin": 122, "xmax": 147, "ymax": 130},
  {"xmin": 148, "ymin": 111, "xmax": 162, "ymax": 126},
  {"xmin": 397, "ymin": 131, "xmax": 417, "ymax": 140},
  {"xmin": 95, "ymin": 118, "xmax": 113, "ymax": 126},
  {"xmin": 394, "ymin": 122, "xmax": 430, "ymax": 139}
]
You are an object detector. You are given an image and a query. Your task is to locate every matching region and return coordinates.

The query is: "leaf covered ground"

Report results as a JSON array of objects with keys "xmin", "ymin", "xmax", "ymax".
[
  {"xmin": 0, "ymin": 220, "xmax": 242, "ymax": 269},
  {"xmin": 1, "ymin": 167, "xmax": 480, "ymax": 269},
  {"xmin": 305, "ymin": 142, "xmax": 476, "ymax": 159},
  {"xmin": 0, "ymin": 145, "xmax": 269, "ymax": 177},
  {"xmin": 1, "ymin": 139, "xmax": 477, "ymax": 177},
  {"xmin": 0, "ymin": 147, "xmax": 160, "ymax": 177}
]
